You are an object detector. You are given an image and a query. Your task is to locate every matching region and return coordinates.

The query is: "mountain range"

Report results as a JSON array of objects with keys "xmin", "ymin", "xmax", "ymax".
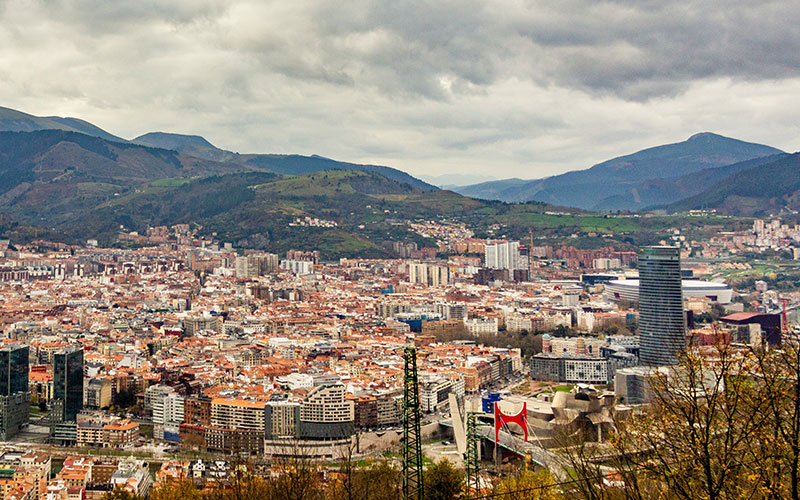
[
  {"xmin": 454, "ymin": 133, "xmax": 786, "ymax": 211},
  {"xmin": 0, "ymin": 106, "xmax": 485, "ymax": 256},
  {"xmin": 0, "ymin": 104, "xmax": 798, "ymax": 255},
  {"xmin": 0, "ymin": 106, "xmax": 434, "ymax": 191}
]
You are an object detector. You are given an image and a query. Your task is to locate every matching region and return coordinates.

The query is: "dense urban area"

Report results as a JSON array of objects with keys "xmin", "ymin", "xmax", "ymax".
[{"xmin": 0, "ymin": 213, "xmax": 798, "ymax": 500}]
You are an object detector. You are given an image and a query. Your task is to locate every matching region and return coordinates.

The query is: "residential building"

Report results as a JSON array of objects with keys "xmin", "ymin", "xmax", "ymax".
[
  {"xmin": 485, "ymin": 240, "xmax": 522, "ymax": 270},
  {"xmin": 84, "ymin": 378, "xmax": 112, "ymax": 410},
  {"xmin": 110, "ymin": 459, "xmax": 152, "ymax": 498},
  {"xmin": 207, "ymin": 398, "xmax": 266, "ymax": 455},
  {"xmin": 265, "ymin": 400, "xmax": 300, "ymax": 439},
  {"xmin": 408, "ymin": 262, "xmax": 452, "ymax": 286},
  {"xmin": 280, "ymin": 260, "xmax": 314, "ymax": 275},
  {"xmin": 76, "ymin": 415, "xmax": 140, "ymax": 448},
  {"xmin": 183, "ymin": 315, "xmax": 222, "ymax": 336},
  {"xmin": 464, "ymin": 317, "xmax": 498, "ymax": 336},
  {"xmin": 531, "ymin": 355, "xmax": 610, "ymax": 384},
  {"xmin": 299, "ymin": 384, "xmax": 354, "ymax": 440}
]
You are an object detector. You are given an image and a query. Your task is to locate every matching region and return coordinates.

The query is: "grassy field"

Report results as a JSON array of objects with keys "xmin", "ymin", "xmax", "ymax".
[{"xmin": 499, "ymin": 212, "xmax": 639, "ymax": 233}]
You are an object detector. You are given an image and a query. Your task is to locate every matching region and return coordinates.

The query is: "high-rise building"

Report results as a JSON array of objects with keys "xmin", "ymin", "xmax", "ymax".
[
  {"xmin": 408, "ymin": 262, "xmax": 452, "ymax": 286},
  {"xmin": 53, "ymin": 347, "xmax": 84, "ymax": 423},
  {"xmin": 235, "ymin": 253, "xmax": 279, "ymax": 278},
  {"xmin": 0, "ymin": 344, "xmax": 30, "ymax": 439},
  {"xmin": 485, "ymin": 241, "xmax": 522, "ymax": 270},
  {"xmin": 638, "ymin": 246, "xmax": 685, "ymax": 366},
  {"xmin": 0, "ymin": 344, "xmax": 29, "ymax": 396}
]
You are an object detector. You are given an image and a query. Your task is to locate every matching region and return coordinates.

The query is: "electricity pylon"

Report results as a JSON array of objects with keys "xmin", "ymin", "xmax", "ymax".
[
  {"xmin": 464, "ymin": 412, "xmax": 481, "ymax": 498},
  {"xmin": 403, "ymin": 346, "xmax": 424, "ymax": 500}
]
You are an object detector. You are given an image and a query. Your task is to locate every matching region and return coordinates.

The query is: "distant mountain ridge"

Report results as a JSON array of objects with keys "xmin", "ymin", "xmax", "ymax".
[
  {"xmin": 0, "ymin": 105, "xmax": 435, "ymax": 191},
  {"xmin": 455, "ymin": 133, "xmax": 784, "ymax": 210},
  {"xmin": 133, "ymin": 132, "xmax": 435, "ymax": 190},
  {"xmin": 0, "ymin": 123, "xmax": 458, "ymax": 258},
  {"xmin": 599, "ymin": 153, "xmax": 789, "ymax": 211}
]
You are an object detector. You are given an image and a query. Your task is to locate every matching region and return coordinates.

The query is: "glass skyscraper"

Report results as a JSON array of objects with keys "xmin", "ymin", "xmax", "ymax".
[
  {"xmin": 638, "ymin": 246, "xmax": 686, "ymax": 366},
  {"xmin": 0, "ymin": 344, "xmax": 30, "ymax": 439},
  {"xmin": 0, "ymin": 344, "xmax": 29, "ymax": 396},
  {"xmin": 53, "ymin": 347, "xmax": 84, "ymax": 423}
]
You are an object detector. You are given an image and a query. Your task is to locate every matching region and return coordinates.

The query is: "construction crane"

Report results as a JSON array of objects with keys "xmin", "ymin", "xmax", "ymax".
[{"xmin": 403, "ymin": 346, "xmax": 424, "ymax": 500}]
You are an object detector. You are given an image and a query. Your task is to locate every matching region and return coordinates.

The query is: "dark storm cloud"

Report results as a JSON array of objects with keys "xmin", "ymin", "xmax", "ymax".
[
  {"xmin": 206, "ymin": 0, "xmax": 800, "ymax": 100},
  {"xmin": 1, "ymin": 0, "xmax": 799, "ymax": 179}
]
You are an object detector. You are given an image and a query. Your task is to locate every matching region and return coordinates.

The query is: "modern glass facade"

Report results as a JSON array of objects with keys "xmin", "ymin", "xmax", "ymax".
[
  {"xmin": 0, "ymin": 344, "xmax": 29, "ymax": 396},
  {"xmin": 638, "ymin": 246, "xmax": 686, "ymax": 366},
  {"xmin": 53, "ymin": 347, "xmax": 84, "ymax": 422},
  {"xmin": 0, "ymin": 344, "xmax": 30, "ymax": 439}
]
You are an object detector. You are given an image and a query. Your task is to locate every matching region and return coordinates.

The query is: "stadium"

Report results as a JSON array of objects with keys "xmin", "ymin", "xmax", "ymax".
[{"xmin": 603, "ymin": 279, "xmax": 732, "ymax": 304}]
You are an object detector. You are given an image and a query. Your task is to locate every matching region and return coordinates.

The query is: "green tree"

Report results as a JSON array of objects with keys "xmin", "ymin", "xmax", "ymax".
[
  {"xmin": 113, "ymin": 387, "xmax": 136, "ymax": 408},
  {"xmin": 424, "ymin": 459, "xmax": 465, "ymax": 500},
  {"xmin": 331, "ymin": 460, "xmax": 401, "ymax": 500}
]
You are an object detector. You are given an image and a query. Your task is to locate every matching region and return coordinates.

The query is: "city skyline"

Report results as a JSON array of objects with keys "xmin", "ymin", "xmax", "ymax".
[{"xmin": 1, "ymin": 1, "xmax": 799, "ymax": 496}]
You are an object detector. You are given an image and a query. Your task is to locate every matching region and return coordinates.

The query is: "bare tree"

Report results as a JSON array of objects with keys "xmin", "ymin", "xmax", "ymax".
[
  {"xmin": 611, "ymin": 342, "xmax": 771, "ymax": 500},
  {"xmin": 750, "ymin": 342, "xmax": 800, "ymax": 500}
]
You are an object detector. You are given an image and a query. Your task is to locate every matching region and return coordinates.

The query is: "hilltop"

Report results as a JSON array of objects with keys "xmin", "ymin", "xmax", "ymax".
[
  {"xmin": 455, "ymin": 133, "xmax": 783, "ymax": 210},
  {"xmin": 0, "ymin": 105, "xmax": 126, "ymax": 143}
]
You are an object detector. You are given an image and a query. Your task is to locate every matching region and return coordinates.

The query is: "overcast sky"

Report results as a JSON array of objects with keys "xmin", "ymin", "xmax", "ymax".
[{"xmin": 2, "ymin": 0, "xmax": 799, "ymax": 181}]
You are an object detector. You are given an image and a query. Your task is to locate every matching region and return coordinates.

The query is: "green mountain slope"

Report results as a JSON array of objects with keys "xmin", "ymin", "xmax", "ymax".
[
  {"xmin": 133, "ymin": 131, "xmax": 436, "ymax": 191},
  {"xmin": 667, "ymin": 153, "xmax": 800, "ymax": 216},
  {"xmin": 0, "ymin": 130, "xmax": 246, "ymax": 224},
  {"xmin": 70, "ymin": 167, "xmax": 735, "ymax": 258},
  {"xmin": 69, "ymin": 170, "xmax": 478, "ymax": 257},
  {"xmin": 455, "ymin": 133, "xmax": 783, "ymax": 210}
]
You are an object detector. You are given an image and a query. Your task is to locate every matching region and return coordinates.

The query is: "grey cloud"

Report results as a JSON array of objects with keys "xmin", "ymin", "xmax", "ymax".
[
  {"xmin": 21, "ymin": 0, "xmax": 800, "ymax": 101},
  {"xmin": 203, "ymin": 0, "xmax": 800, "ymax": 100}
]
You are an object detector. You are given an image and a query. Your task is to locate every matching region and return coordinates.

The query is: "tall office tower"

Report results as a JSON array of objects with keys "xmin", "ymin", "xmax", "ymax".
[
  {"xmin": 638, "ymin": 246, "xmax": 685, "ymax": 366},
  {"xmin": 485, "ymin": 241, "xmax": 522, "ymax": 270},
  {"xmin": 53, "ymin": 347, "xmax": 84, "ymax": 422},
  {"xmin": 0, "ymin": 344, "xmax": 30, "ymax": 439}
]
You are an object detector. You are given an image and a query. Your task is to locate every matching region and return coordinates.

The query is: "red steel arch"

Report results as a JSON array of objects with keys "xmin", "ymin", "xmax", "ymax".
[{"xmin": 494, "ymin": 401, "xmax": 528, "ymax": 443}]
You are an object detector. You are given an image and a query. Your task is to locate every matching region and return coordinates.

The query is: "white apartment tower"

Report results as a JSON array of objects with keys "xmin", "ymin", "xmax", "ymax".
[{"xmin": 485, "ymin": 241, "xmax": 522, "ymax": 270}]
